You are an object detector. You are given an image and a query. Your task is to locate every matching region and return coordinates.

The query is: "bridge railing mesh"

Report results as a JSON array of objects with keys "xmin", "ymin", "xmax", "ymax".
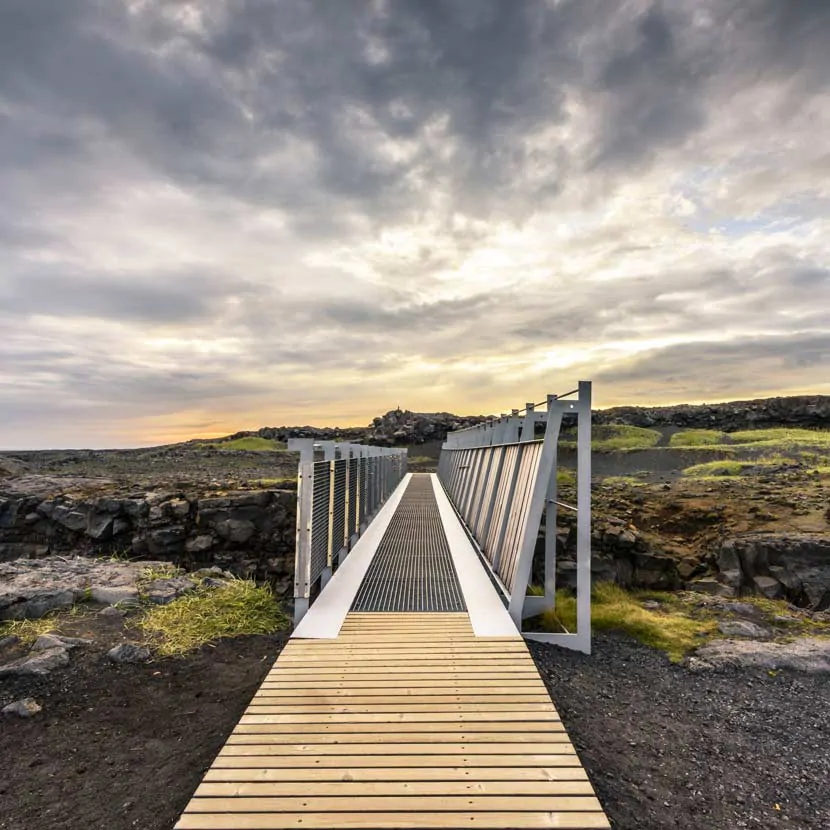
[
  {"xmin": 437, "ymin": 381, "xmax": 593, "ymax": 654},
  {"xmin": 289, "ymin": 439, "xmax": 407, "ymax": 623}
]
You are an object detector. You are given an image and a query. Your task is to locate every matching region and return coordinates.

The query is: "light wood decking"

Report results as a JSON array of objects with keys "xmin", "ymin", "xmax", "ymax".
[{"xmin": 176, "ymin": 613, "xmax": 609, "ymax": 829}]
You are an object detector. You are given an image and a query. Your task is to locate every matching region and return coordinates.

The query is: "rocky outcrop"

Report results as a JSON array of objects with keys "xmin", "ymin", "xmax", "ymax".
[
  {"xmin": 235, "ymin": 408, "xmax": 487, "ymax": 448},
  {"xmin": 0, "ymin": 488, "xmax": 296, "ymax": 593},
  {"xmin": 367, "ymin": 409, "xmax": 487, "ymax": 446},
  {"xmin": 594, "ymin": 395, "xmax": 830, "ymax": 431},
  {"xmin": 691, "ymin": 637, "xmax": 830, "ymax": 673},
  {"xmin": 236, "ymin": 395, "xmax": 830, "ymax": 448},
  {"xmin": 0, "ymin": 557, "xmax": 237, "ymax": 620},
  {"xmin": 539, "ymin": 515, "xmax": 688, "ymax": 592},
  {"xmin": 0, "ymin": 457, "xmax": 28, "ymax": 478},
  {"xmin": 714, "ymin": 535, "xmax": 830, "ymax": 610}
]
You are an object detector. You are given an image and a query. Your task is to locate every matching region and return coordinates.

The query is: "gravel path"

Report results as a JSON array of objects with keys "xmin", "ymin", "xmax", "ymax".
[{"xmin": 530, "ymin": 633, "xmax": 830, "ymax": 830}]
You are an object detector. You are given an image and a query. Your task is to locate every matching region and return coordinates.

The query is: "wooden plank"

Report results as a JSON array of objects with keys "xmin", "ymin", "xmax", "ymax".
[
  {"xmin": 225, "ymin": 732, "xmax": 573, "ymax": 745},
  {"xmin": 276, "ymin": 652, "xmax": 533, "ymax": 659},
  {"xmin": 232, "ymin": 721, "xmax": 565, "ymax": 733},
  {"xmin": 219, "ymin": 743, "xmax": 576, "ymax": 756},
  {"xmin": 276, "ymin": 656, "xmax": 531, "ymax": 663},
  {"xmin": 335, "ymin": 627, "xmax": 476, "ymax": 632},
  {"xmin": 267, "ymin": 661, "xmax": 536, "ymax": 669},
  {"xmin": 265, "ymin": 668, "xmax": 542, "ymax": 677},
  {"xmin": 176, "ymin": 811, "xmax": 610, "ymax": 828},
  {"xmin": 244, "ymin": 704, "xmax": 559, "ymax": 714},
  {"xmin": 239, "ymin": 711, "xmax": 562, "ymax": 724},
  {"xmin": 202, "ymin": 767, "xmax": 589, "ymax": 783},
  {"xmin": 195, "ymin": 780, "xmax": 596, "ymax": 797},
  {"xmin": 282, "ymin": 644, "xmax": 529, "ymax": 652},
  {"xmin": 262, "ymin": 677, "xmax": 544, "ymax": 684},
  {"xmin": 184, "ymin": 795, "xmax": 602, "ymax": 812},
  {"xmin": 210, "ymin": 754, "xmax": 583, "ymax": 769},
  {"xmin": 249, "ymin": 695, "xmax": 553, "ymax": 706},
  {"xmin": 252, "ymin": 688, "xmax": 547, "ymax": 699},
  {"xmin": 260, "ymin": 677, "xmax": 545, "ymax": 694}
]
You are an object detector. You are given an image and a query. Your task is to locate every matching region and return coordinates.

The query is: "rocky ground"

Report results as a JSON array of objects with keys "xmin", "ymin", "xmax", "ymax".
[
  {"xmin": 532, "ymin": 633, "xmax": 830, "ymax": 830},
  {"xmin": 0, "ymin": 628, "xmax": 286, "ymax": 830},
  {"xmin": 1, "ymin": 615, "xmax": 826, "ymax": 830},
  {"xmin": 1, "ymin": 396, "xmax": 829, "ymax": 829}
]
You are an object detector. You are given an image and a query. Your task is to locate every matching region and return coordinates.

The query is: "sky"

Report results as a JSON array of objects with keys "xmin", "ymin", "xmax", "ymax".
[{"xmin": 1, "ymin": 0, "xmax": 829, "ymax": 449}]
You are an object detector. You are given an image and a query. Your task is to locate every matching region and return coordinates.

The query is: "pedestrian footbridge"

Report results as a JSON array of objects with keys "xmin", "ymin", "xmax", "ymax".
[{"xmin": 176, "ymin": 383, "xmax": 608, "ymax": 829}]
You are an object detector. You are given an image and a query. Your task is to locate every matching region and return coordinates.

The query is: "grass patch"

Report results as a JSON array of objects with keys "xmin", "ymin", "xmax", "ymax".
[
  {"xmin": 0, "ymin": 615, "xmax": 60, "ymax": 645},
  {"xmin": 541, "ymin": 582, "xmax": 717, "ymax": 662},
  {"xmin": 728, "ymin": 428, "xmax": 830, "ymax": 445},
  {"xmin": 556, "ymin": 468, "xmax": 577, "ymax": 487},
  {"xmin": 0, "ymin": 602, "xmax": 92, "ymax": 644},
  {"xmin": 561, "ymin": 425, "xmax": 661, "ymax": 453},
  {"xmin": 683, "ymin": 457, "xmax": 808, "ymax": 477},
  {"xmin": 683, "ymin": 460, "xmax": 749, "ymax": 477},
  {"xmin": 136, "ymin": 579, "xmax": 288, "ymax": 657},
  {"xmin": 205, "ymin": 437, "xmax": 287, "ymax": 452},
  {"xmin": 602, "ymin": 474, "xmax": 648, "ymax": 486},
  {"xmin": 669, "ymin": 429, "xmax": 729, "ymax": 447},
  {"xmin": 141, "ymin": 564, "xmax": 181, "ymax": 581},
  {"xmin": 251, "ymin": 476, "xmax": 297, "ymax": 488}
]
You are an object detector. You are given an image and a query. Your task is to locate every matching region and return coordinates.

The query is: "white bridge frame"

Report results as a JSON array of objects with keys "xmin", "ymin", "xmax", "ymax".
[
  {"xmin": 438, "ymin": 381, "xmax": 592, "ymax": 653},
  {"xmin": 288, "ymin": 439, "xmax": 407, "ymax": 625}
]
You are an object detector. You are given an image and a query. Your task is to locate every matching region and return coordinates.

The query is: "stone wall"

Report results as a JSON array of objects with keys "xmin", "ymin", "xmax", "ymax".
[
  {"xmin": 0, "ymin": 488, "xmax": 297, "ymax": 595},
  {"xmin": 594, "ymin": 394, "xmax": 830, "ymax": 431},
  {"xmin": 712, "ymin": 535, "xmax": 830, "ymax": 610},
  {"xmin": 533, "ymin": 513, "xmax": 692, "ymax": 594}
]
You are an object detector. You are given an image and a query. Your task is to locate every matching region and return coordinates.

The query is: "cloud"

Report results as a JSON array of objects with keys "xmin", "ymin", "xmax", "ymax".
[{"xmin": 0, "ymin": 0, "xmax": 828, "ymax": 448}]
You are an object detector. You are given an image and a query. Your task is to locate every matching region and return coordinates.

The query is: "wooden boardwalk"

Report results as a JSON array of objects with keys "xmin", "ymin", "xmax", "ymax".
[{"xmin": 176, "ymin": 613, "xmax": 609, "ymax": 829}]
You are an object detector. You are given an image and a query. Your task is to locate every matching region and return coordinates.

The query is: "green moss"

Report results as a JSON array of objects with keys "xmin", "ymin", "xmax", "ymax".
[
  {"xmin": 556, "ymin": 468, "xmax": 577, "ymax": 487},
  {"xmin": 206, "ymin": 437, "xmax": 287, "ymax": 452},
  {"xmin": 136, "ymin": 579, "xmax": 288, "ymax": 657},
  {"xmin": 0, "ymin": 616, "xmax": 60, "ymax": 645},
  {"xmin": 252, "ymin": 476, "xmax": 297, "ymax": 487},
  {"xmin": 683, "ymin": 460, "xmax": 748, "ymax": 477},
  {"xmin": 561, "ymin": 424, "xmax": 661, "ymax": 453},
  {"xmin": 669, "ymin": 429, "xmax": 729, "ymax": 447},
  {"xmin": 602, "ymin": 475, "xmax": 648, "ymax": 486},
  {"xmin": 728, "ymin": 428, "xmax": 830, "ymax": 445},
  {"xmin": 540, "ymin": 583, "xmax": 717, "ymax": 662}
]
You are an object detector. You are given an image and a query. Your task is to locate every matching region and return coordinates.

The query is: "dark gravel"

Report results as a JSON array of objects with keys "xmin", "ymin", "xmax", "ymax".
[
  {"xmin": 530, "ymin": 632, "xmax": 830, "ymax": 830},
  {"xmin": 0, "ymin": 633, "xmax": 286, "ymax": 830}
]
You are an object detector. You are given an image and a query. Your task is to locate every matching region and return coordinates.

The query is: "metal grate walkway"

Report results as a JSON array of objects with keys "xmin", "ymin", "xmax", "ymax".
[{"xmin": 351, "ymin": 475, "xmax": 466, "ymax": 613}]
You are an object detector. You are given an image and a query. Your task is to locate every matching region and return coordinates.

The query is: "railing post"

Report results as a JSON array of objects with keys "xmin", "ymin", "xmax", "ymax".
[
  {"xmin": 288, "ymin": 438, "xmax": 315, "ymax": 626},
  {"xmin": 544, "ymin": 395, "xmax": 558, "ymax": 610},
  {"xmin": 321, "ymin": 456, "xmax": 335, "ymax": 589},
  {"xmin": 520, "ymin": 403, "xmax": 535, "ymax": 442},
  {"xmin": 575, "ymin": 381, "xmax": 592, "ymax": 654}
]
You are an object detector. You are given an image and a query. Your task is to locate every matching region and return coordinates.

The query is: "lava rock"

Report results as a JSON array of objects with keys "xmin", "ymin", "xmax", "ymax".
[
  {"xmin": 107, "ymin": 643, "xmax": 150, "ymax": 664},
  {"xmin": 2, "ymin": 698, "xmax": 42, "ymax": 718},
  {"xmin": 0, "ymin": 646, "xmax": 70, "ymax": 676}
]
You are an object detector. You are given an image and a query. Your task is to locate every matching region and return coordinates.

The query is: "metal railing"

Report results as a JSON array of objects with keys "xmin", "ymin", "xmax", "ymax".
[
  {"xmin": 289, "ymin": 439, "xmax": 407, "ymax": 624},
  {"xmin": 438, "ymin": 381, "xmax": 592, "ymax": 653}
]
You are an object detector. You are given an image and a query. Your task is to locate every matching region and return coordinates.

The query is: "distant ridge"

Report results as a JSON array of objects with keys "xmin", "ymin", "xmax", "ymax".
[{"xmin": 218, "ymin": 395, "xmax": 830, "ymax": 448}]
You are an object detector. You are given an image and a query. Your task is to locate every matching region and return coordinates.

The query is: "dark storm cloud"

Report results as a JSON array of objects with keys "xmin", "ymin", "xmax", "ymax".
[
  {"xmin": 1, "ymin": 267, "xmax": 261, "ymax": 324},
  {"xmin": 2, "ymin": 0, "xmax": 827, "ymax": 226},
  {"xmin": 1, "ymin": 0, "xmax": 828, "ymax": 447},
  {"xmin": 595, "ymin": 332, "xmax": 830, "ymax": 394}
]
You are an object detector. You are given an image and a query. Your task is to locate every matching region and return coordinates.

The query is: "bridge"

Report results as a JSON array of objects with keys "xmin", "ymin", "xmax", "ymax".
[{"xmin": 175, "ymin": 383, "xmax": 608, "ymax": 829}]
